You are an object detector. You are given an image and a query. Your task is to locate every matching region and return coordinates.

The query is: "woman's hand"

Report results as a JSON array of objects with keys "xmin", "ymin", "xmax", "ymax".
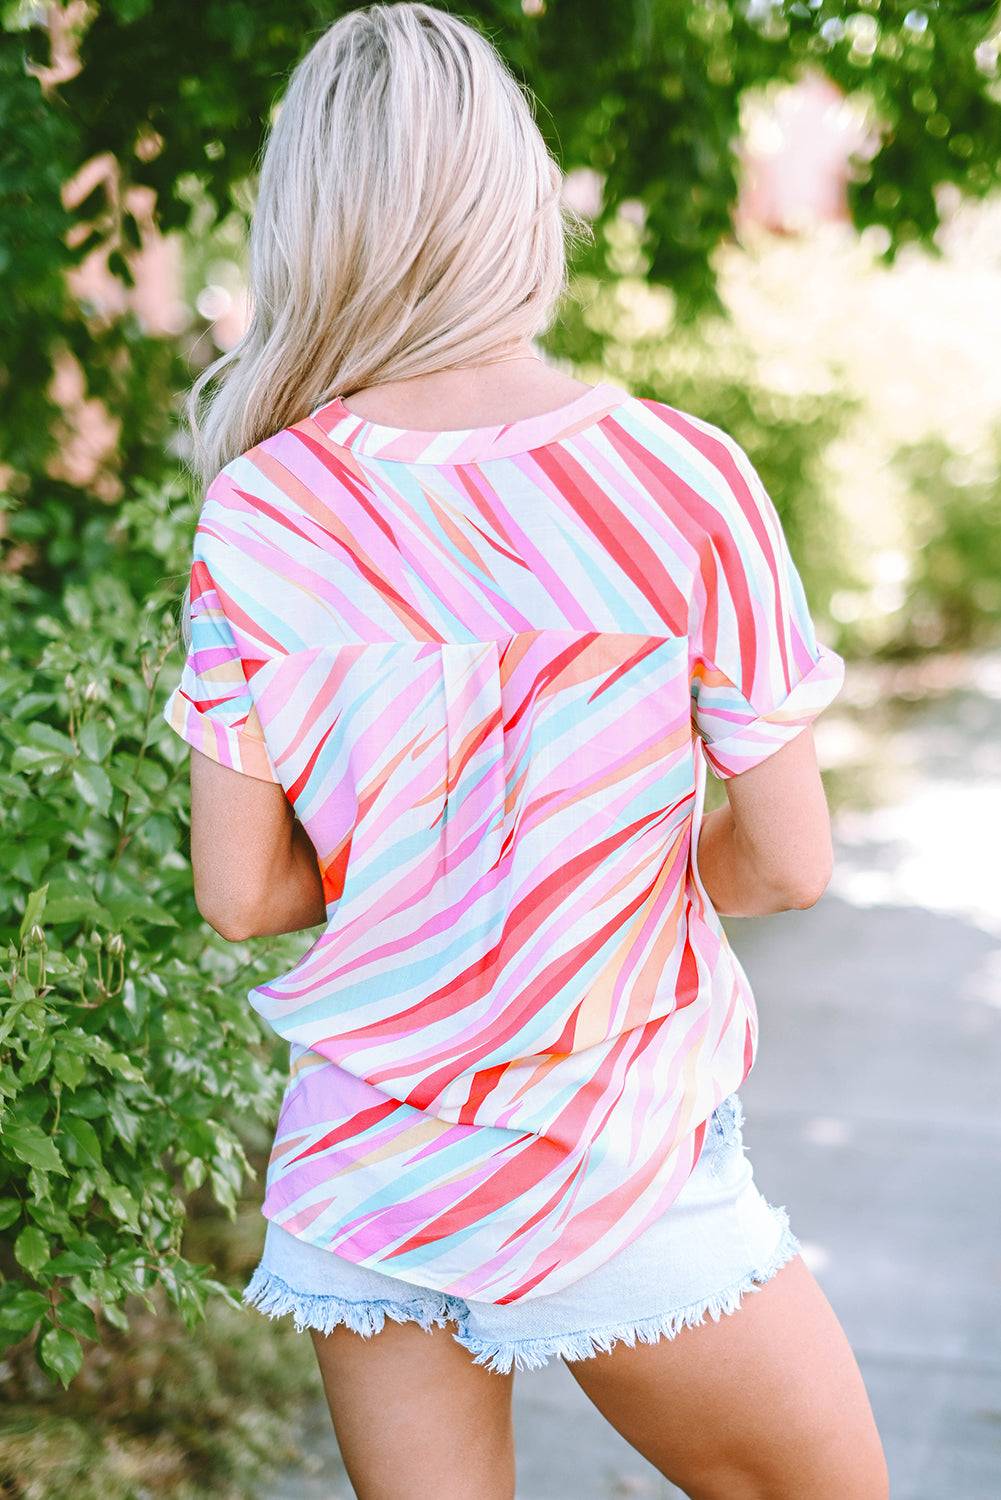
[{"xmin": 188, "ymin": 748, "xmax": 327, "ymax": 941}]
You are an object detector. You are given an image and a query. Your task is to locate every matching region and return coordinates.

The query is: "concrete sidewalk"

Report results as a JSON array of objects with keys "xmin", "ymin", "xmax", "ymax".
[{"xmin": 261, "ymin": 653, "xmax": 1001, "ymax": 1500}]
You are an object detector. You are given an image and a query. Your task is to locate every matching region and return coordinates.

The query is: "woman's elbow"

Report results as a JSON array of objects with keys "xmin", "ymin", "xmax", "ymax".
[
  {"xmin": 203, "ymin": 910, "xmax": 262, "ymax": 943},
  {"xmin": 778, "ymin": 854, "xmax": 834, "ymax": 911},
  {"xmin": 194, "ymin": 882, "xmax": 267, "ymax": 942}
]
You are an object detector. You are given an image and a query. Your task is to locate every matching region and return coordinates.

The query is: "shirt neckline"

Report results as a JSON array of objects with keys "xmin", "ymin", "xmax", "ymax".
[{"xmin": 308, "ymin": 379, "xmax": 633, "ymax": 462}]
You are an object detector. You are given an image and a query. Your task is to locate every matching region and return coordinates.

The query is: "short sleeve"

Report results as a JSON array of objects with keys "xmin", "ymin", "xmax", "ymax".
[
  {"xmin": 162, "ymin": 507, "xmax": 280, "ymax": 784},
  {"xmin": 688, "ymin": 433, "xmax": 845, "ymax": 780}
]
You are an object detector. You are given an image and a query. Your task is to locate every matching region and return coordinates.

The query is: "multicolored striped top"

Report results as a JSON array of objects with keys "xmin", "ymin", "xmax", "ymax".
[{"xmin": 163, "ymin": 379, "xmax": 844, "ymax": 1304}]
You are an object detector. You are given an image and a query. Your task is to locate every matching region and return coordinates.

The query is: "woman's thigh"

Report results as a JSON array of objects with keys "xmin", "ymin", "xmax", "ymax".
[
  {"xmin": 309, "ymin": 1318, "xmax": 515, "ymax": 1500},
  {"xmin": 566, "ymin": 1254, "xmax": 888, "ymax": 1500}
]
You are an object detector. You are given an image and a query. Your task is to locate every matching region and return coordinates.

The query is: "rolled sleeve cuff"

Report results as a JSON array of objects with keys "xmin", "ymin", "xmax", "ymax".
[
  {"xmin": 701, "ymin": 642, "xmax": 846, "ymax": 781},
  {"xmin": 162, "ymin": 687, "xmax": 280, "ymax": 784}
]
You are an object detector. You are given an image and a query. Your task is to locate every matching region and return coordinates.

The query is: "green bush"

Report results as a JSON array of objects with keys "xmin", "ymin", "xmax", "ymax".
[
  {"xmin": 0, "ymin": 1279, "xmax": 318, "ymax": 1499},
  {"xmin": 893, "ymin": 434, "xmax": 1001, "ymax": 652},
  {"xmin": 0, "ymin": 485, "xmax": 293, "ymax": 1391}
]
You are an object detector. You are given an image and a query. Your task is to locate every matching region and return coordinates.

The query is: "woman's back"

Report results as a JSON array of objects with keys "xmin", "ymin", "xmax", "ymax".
[
  {"xmin": 165, "ymin": 376, "xmax": 843, "ymax": 1303},
  {"xmin": 163, "ymin": 11, "xmax": 887, "ymax": 1488}
]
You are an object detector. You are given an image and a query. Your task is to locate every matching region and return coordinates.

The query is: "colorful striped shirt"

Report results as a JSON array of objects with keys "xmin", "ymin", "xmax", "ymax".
[{"xmin": 163, "ymin": 380, "xmax": 844, "ymax": 1303}]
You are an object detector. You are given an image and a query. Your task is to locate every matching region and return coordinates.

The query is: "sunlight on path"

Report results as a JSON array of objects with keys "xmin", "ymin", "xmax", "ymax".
[{"xmin": 824, "ymin": 649, "xmax": 1001, "ymax": 944}]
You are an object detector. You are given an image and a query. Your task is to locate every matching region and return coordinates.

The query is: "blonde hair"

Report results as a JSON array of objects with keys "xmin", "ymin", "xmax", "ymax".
[{"xmin": 186, "ymin": 2, "xmax": 589, "ymax": 490}]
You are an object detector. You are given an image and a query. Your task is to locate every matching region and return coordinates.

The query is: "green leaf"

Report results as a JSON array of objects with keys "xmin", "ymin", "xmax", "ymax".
[
  {"xmin": 71, "ymin": 762, "xmax": 114, "ymax": 817},
  {"xmin": 95, "ymin": 1050, "xmax": 144, "ymax": 1083},
  {"xmin": 10, "ymin": 744, "xmax": 64, "ymax": 773},
  {"xmin": 67, "ymin": 1172, "xmax": 96, "ymax": 1210},
  {"xmin": 21, "ymin": 1036, "xmax": 54, "ymax": 1086},
  {"xmin": 102, "ymin": 1182, "xmax": 140, "ymax": 1227},
  {"xmin": 0, "ymin": 1198, "xmax": 22, "ymax": 1230},
  {"xmin": 0, "ymin": 1288, "xmax": 49, "ymax": 1333},
  {"xmin": 61, "ymin": 1117, "xmax": 103, "ymax": 1170},
  {"xmin": 44, "ymin": 895, "xmax": 106, "ymax": 926},
  {"xmin": 53, "ymin": 1049, "xmax": 87, "ymax": 1089},
  {"xmin": 7, "ymin": 840, "xmax": 50, "ymax": 886},
  {"xmin": 27, "ymin": 1166, "xmax": 52, "ymax": 1204},
  {"xmin": 103, "ymin": 893, "xmax": 178, "ymax": 928},
  {"xmin": 209, "ymin": 1165, "xmax": 238, "ymax": 1216},
  {"xmin": 120, "ymin": 978, "xmax": 147, "ymax": 1027},
  {"xmin": 88, "ymin": 1267, "xmax": 125, "ymax": 1302},
  {"xmin": 78, "ymin": 720, "xmax": 113, "ymax": 762},
  {"xmin": 25, "ymin": 1198, "xmax": 72, "ymax": 1235},
  {"xmin": 100, "ymin": 1300, "xmax": 130, "ymax": 1332},
  {"xmin": 63, "ymin": 587, "xmax": 93, "ymax": 630},
  {"xmin": 39, "ymin": 1326, "xmax": 83, "ymax": 1387},
  {"xmin": 10, "ymin": 747, "xmax": 54, "ymax": 774},
  {"xmin": 181, "ymin": 1157, "xmax": 205, "ymax": 1191},
  {"xmin": 65, "ymin": 1087, "xmax": 106, "ymax": 1119},
  {"xmin": 8, "ymin": 975, "xmax": 35, "ymax": 1004},
  {"xmin": 23, "ymin": 722, "xmax": 75, "ymax": 757},
  {"xmin": 48, "ymin": 1240, "xmax": 104, "ymax": 1275},
  {"xmin": 9, "ymin": 691, "xmax": 57, "ymax": 721},
  {"xmin": 56, "ymin": 1296, "xmax": 98, "ymax": 1341},
  {"xmin": 164, "ymin": 1009, "xmax": 199, "ymax": 1047},
  {"xmin": 142, "ymin": 813, "xmax": 176, "ymax": 855},
  {"xmin": 18, "ymin": 884, "xmax": 48, "ymax": 943},
  {"xmin": 3, "ymin": 1122, "xmax": 65, "ymax": 1175},
  {"xmin": 107, "ymin": 1096, "xmax": 141, "ymax": 1150},
  {"xmin": 14, "ymin": 1225, "xmax": 51, "ymax": 1278},
  {"xmin": 106, "ymin": 762, "xmax": 143, "ymax": 797}
]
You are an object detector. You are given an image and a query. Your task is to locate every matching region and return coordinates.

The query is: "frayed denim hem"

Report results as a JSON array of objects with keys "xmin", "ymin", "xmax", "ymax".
[
  {"xmin": 453, "ymin": 1207, "xmax": 802, "ymax": 1376},
  {"xmin": 241, "ymin": 1263, "xmax": 465, "ymax": 1338}
]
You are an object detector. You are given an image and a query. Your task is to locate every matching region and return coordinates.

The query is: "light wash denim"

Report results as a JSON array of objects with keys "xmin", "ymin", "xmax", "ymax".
[{"xmin": 242, "ymin": 1094, "xmax": 800, "ymax": 1374}]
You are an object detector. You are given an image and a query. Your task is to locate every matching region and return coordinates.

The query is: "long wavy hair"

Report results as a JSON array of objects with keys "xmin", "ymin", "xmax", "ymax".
[{"xmin": 185, "ymin": 1, "xmax": 589, "ymax": 492}]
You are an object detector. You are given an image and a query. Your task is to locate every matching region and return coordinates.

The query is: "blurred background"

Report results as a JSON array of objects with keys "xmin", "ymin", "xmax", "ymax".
[{"xmin": 1, "ymin": 2, "xmax": 1000, "ymax": 1497}]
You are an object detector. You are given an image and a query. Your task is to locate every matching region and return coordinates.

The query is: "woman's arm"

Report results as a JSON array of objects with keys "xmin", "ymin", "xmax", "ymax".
[
  {"xmin": 696, "ymin": 727, "xmax": 834, "ymax": 918},
  {"xmin": 189, "ymin": 748, "xmax": 327, "ymax": 941}
]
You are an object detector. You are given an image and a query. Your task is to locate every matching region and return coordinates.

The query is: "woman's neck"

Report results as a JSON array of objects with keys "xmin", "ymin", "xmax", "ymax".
[{"xmin": 338, "ymin": 344, "xmax": 595, "ymax": 430}]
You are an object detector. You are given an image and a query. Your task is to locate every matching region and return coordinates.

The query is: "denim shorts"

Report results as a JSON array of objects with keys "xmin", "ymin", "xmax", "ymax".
[{"xmin": 241, "ymin": 1093, "xmax": 801, "ymax": 1374}]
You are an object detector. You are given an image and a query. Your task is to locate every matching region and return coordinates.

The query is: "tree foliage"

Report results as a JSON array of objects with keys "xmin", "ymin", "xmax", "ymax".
[
  {"xmin": 3, "ymin": 1, "xmax": 1001, "ymax": 497},
  {"xmin": 1, "ymin": 1, "xmax": 1001, "ymax": 498}
]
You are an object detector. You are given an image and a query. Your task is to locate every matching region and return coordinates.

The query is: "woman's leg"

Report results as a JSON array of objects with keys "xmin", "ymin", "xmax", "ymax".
[
  {"xmin": 566, "ymin": 1255, "xmax": 888, "ymax": 1500},
  {"xmin": 309, "ymin": 1318, "xmax": 516, "ymax": 1500}
]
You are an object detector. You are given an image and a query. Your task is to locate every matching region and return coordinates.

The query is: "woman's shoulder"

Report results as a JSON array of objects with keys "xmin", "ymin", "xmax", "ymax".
[
  {"xmin": 197, "ymin": 408, "xmax": 338, "ymax": 525},
  {"xmin": 626, "ymin": 396, "xmax": 780, "ymax": 545},
  {"xmin": 631, "ymin": 394, "xmax": 754, "ymax": 465},
  {"xmin": 190, "ymin": 433, "xmax": 309, "ymax": 574}
]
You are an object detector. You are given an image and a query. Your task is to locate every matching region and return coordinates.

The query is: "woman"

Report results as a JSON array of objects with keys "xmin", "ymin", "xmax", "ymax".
[{"xmin": 163, "ymin": 6, "xmax": 888, "ymax": 1497}]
